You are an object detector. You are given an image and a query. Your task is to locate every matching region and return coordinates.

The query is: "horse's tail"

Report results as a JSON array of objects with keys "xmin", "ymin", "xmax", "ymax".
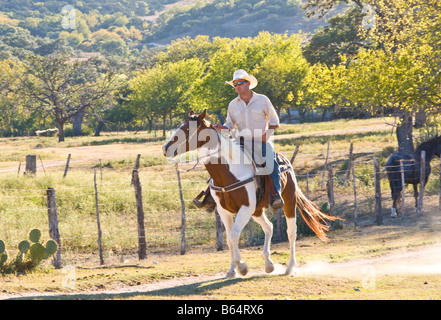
[{"xmin": 294, "ymin": 179, "xmax": 341, "ymax": 242}]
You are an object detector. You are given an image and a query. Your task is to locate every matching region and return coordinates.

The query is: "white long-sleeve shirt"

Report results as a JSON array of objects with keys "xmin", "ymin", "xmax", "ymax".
[{"xmin": 224, "ymin": 92, "xmax": 279, "ymax": 140}]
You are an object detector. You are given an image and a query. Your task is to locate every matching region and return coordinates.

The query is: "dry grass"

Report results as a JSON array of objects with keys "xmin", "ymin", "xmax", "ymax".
[{"xmin": 2, "ymin": 117, "xmax": 441, "ymax": 300}]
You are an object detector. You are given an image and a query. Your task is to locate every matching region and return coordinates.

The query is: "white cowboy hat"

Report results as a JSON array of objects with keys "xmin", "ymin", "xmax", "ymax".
[{"xmin": 225, "ymin": 69, "xmax": 258, "ymax": 89}]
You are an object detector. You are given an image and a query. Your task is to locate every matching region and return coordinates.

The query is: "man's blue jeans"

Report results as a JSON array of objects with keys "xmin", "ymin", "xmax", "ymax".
[
  {"xmin": 261, "ymin": 141, "xmax": 281, "ymax": 195},
  {"xmin": 240, "ymin": 138, "xmax": 282, "ymax": 196}
]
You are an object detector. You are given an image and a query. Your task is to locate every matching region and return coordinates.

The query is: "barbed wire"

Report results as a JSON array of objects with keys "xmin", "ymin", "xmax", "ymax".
[{"xmin": 1, "ymin": 148, "xmax": 440, "ymax": 264}]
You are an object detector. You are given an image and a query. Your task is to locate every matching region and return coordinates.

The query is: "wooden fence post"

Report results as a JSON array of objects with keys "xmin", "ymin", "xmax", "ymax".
[
  {"xmin": 276, "ymin": 209, "xmax": 283, "ymax": 242},
  {"xmin": 400, "ymin": 160, "xmax": 406, "ymax": 216},
  {"xmin": 93, "ymin": 170, "xmax": 104, "ymax": 265},
  {"xmin": 63, "ymin": 154, "xmax": 71, "ymax": 178},
  {"xmin": 306, "ymin": 172, "xmax": 310, "ymax": 199},
  {"xmin": 215, "ymin": 209, "xmax": 223, "ymax": 251},
  {"xmin": 321, "ymin": 141, "xmax": 330, "ymax": 188},
  {"xmin": 344, "ymin": 142, "xmax": 353, "ymax": 182},
  {"xmin": 418, "ymin": 150, "xmax": 426, "ymax": 215},
  {"xmin": 175, "ymin": 164, "xmax": 186, "ymax": 255},
  {"xmin": 352, "ymin": 162, "xmax": 358, "ymax": 227},
  {"xmin": 26, "ymin": 155, "xmax": 37, "ymax": 175},
  {"xmin": 249, "ymin": 219, "xmax": 254, "ymax": 246},
  {"xmin": 132, "ymin": 169, "xmax": 147, "ymax": 260},
  {"xmin": 374, "ymin": 158, "xmax": 383, "ymax": 225},
  {"xmin": 326, "ymin": 166, "xmax": 335, "ymax": 215},
  {"xmin": 290, "ymin": 145, "xmax": 300, "ymax": 164},
  {"xmin": 134, "ymin": 154, "xmax": 141, "ymax": 170},
  {"xmin": 47, "ymin": 187, "xmax": 62, "ymax": 269}
]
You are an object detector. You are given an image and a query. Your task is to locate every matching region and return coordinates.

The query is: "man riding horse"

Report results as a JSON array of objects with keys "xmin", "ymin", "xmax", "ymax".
[{"xmin": 193, "ymin": 69, "xmax": 285, "ymax": 212}]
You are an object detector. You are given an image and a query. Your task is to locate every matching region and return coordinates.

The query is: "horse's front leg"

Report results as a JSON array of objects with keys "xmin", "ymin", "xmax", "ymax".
[
  {"xmin": 227, "ymin": 206, "xmax": 253, "ymax": 277},
  {"xmin": 216, "ymin": 206, "xmax": 250, "ymax": 277},
  {"xmin": 252, "ymin": 210, "xmax": 274, "ymax": 273},
  {"xmin": 219, "ymin": 212, "xmax": 236, "ymax": 277}
]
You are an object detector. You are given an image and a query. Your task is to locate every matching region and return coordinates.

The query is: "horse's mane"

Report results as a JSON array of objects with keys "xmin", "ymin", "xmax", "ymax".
[{"xmin": 415, "ymin": 135, "xmax": 441, "ymax": 153}]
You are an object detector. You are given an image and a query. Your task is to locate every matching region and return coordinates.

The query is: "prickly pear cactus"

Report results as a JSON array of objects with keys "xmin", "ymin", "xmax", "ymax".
[
  {"xmin": 18, "ymin": 240, "xmax": 31, "ymax": 254},
  {"xmin": 29, "ymin": 229, "xmax": 41, "ymax": 243},
  {"xmin": 45, "ymin": 240, "xmax": 58, "ymax": 256},
  {"xmin": 0, "ymin": 240, "xmax": 7, "ymax": 269},
  {"xmin": 30, "ymin": 243, "xmax": 46, "ymax": 263},
  {"xmin": 0, "ymin": 240, "xmax": 5, "ymax": 253},
  {"xmin": 0, "ymin": 229, "xmax": 59, "ymax": 274}
]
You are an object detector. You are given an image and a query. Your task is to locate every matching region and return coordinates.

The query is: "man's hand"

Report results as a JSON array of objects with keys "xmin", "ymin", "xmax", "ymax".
[
  {"xmin": 262, "ymin": 125, "xmax": 278, "ymax": 143},
  {"xmin": 213, "ymin": 123, "xmax": 230, "ymax": 133}
]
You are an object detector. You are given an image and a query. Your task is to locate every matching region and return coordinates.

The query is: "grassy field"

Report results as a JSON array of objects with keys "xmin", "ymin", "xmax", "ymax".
[{"xmin": 1, "ymin": 117, "xmax": 441, "ymax": 300}]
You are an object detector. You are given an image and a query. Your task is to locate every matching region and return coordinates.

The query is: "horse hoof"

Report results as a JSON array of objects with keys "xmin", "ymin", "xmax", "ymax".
[
  {"xmin": 226, "ymin": 270, "xmax": 236, "ymax": 278},
  {"xmin": 265, "ymin": 261, "xmax": 275, "ymax": 273},
  {"xmin": 237, "ymin": 262, "xmax": 248, "ymax": 276},
  {"xmin": 284, "ymin": 267, "xmax": 295, "ymax": 275}
]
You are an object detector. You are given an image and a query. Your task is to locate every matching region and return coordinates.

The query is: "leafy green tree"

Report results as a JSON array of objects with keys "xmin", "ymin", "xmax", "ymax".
[
  {"xmin": 254, "ymin": 34, "xmax": 310, "ymax": 119},
  {"xmin": 304, "ymin": 0, "xmax": 441, "ymax": 153},
  {"xmin": 303, "ymin": 6, "xmax": 366, "ymax": 65},
  {"xmin": 129, "ymin": 58, "xmax": 203, "ymax": 136},
  {"xmin": 20, "ymin": 53, "xmax": 125, "ymax": 142}
]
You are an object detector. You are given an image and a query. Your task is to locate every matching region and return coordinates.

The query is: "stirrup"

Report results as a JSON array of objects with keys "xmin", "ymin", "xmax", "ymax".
[
  {"xmin": 193, "ymin": 191, "xmax": 216, "ymax": 213},
  {"xmin": 192, "ymin": 191, "xmax": 205, "ymax": 208}
]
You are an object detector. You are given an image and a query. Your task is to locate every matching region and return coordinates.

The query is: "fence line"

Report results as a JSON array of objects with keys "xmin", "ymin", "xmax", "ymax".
[{"xmin": 1, "ymin": 144, "xmax": 440, "ymax": 267}]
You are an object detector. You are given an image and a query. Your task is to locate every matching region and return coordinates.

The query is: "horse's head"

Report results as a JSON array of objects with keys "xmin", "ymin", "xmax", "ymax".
[
  {"xmin": 162, "ymin": 109, "xmax": 218, "ymax": 159},
  {"xmin": 433, "ymin": 136, "xmax": 441, "ymax": 158},
  {"xmin": 416, "ymin": 135, "xmax": 441, "ymax": 160}
]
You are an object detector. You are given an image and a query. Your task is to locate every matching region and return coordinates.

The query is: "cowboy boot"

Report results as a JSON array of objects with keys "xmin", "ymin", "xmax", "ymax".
[
  {"xmin": 268, "ymin": 177, "xmax": 284, "ymax": 209},
  {"xmin": 271, "ymin": 192, "xmax": 284, "ymax": 210}
]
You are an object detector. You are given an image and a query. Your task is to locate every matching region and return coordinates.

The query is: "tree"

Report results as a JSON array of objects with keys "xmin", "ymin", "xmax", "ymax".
[
  {"xmin": 20, "ymin": 53, "xmax": 125, "ymax": 142},
  {"xmin": 254, "ymin": 34, "xmax": 310, "ymax": 119},
  {"xmin": 129, "ymin": 58, "xmax": 203, "ymax": 136},
  {"xmin": 302, "ymin": 6, "xmax": 366, "ymax": 65},
  {"xmin": 304, "ymin": 0, "xmax": 441, "ymax": 153}
]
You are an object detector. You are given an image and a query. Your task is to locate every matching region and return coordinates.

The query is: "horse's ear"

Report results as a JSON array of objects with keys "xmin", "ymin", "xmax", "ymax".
[
  {"xmin": 198, "ymin": 109, "xmax": 207, "ymax": 120},
  {"xmin": 188, "ymin": 110, "xmax": 195, "ymax": 117}
]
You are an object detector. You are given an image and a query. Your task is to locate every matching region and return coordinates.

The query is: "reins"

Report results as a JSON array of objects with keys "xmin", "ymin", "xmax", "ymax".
[
  {"xmin": 176, "ymin": 124, "xmax": 257, "ymax": 193},
  {"xmin": 175, "ymin": 124, "xmax": 221, "ymax": 173}
]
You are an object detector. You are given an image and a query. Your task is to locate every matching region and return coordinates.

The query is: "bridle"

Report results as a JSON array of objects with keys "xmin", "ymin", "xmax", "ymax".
[
  {"xmin": 175, "ymin": 122, "xmax": 257, "ymax": 193},
  {"xmin": 175, "ymin": 122, "xmax": 221, "ymax": 173}
]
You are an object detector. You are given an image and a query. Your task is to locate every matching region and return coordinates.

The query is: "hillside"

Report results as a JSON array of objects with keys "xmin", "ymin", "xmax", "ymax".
[
  {"xmin": 0, "ymin": 0, "xmax": 345, "ymax": 58},
  {"xmin": 143, "ymin": 0, "xmax": 337, "ymax": 45}
]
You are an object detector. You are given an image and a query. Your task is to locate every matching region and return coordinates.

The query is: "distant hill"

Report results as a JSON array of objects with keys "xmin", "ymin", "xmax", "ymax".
[
  {"xmin": 0, "ymin": 0, "xmax": 346, "ymax": 59},
  {"xmin": 143, "ymin": 0, "xmax": 341, "ymax": 46}
]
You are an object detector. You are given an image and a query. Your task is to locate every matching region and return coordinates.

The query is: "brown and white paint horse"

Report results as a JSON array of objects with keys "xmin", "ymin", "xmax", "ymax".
[{"xmin": 162, "ymin": 110, "xmax": 338, "ymax": 277}]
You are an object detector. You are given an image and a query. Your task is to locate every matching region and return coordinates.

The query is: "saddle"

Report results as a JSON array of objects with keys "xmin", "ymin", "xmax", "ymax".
[
  {"xmin": 254, "ymin": 152, "xmax": 292, "ymax": 208},
  {"xmin": 193, "ymin": 139, "xmax": 292, "ymax": 213}
]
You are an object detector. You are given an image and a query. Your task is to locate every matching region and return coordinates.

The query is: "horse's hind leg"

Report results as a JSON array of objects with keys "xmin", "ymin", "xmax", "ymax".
[
  {"xmin": 252, "ymin": 210, "xmax": 274, "ymax": 273},
  {"xmin": 285, "ymin": 215, "xmax": 297, "ymax": 275},
  {"xmin": 413, "ymin": 184, "xmax": 420, "ymax": 213}
]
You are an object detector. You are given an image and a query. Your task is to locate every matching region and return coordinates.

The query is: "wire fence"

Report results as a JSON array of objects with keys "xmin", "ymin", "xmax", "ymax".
[{"xmin": 1, "ymin": 145, "xmax": 440, "ymax": 268}]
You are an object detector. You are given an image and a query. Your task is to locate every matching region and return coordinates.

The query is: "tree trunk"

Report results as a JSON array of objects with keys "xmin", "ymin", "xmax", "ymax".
[
  {"xmin": 72, "ymin": 111, "xmax": 85, "ymax": 136},
  {"xmin": 57, "ymin": 121, "xmax": 65, "ymax": 142},
  {"xmin": 162, "ymin": 114, "xmax": 166, "ymax": 137},
  {"xmin": 396, "ymin": 113, "xmax": 414, "ymax": 154},
  {"xmin": 94, "ymin": 121, "xmax": 105, "ymax": 136}
]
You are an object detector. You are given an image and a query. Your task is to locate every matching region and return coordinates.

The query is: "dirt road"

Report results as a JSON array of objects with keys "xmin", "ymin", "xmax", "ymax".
[{"xmin": 2, "ymin": 242, "xmax": 440, "ymax": 300}]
